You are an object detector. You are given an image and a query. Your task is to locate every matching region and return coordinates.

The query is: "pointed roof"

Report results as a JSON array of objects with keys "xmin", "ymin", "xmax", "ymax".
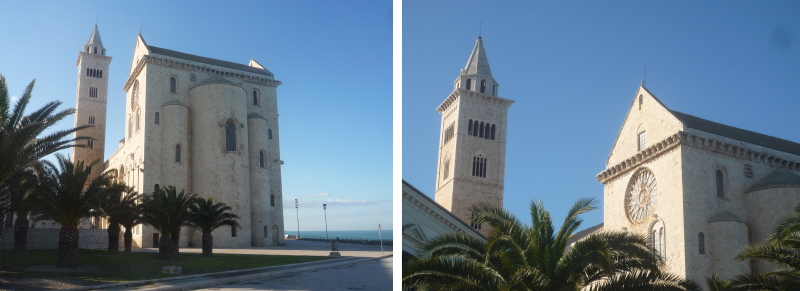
[
  {"xmin": 86, "ymin": 25, "xmax": 103, "ymax": 47},
  {"xmin": 464, "ymin": 37, "xmax": 492, "ymax": 77},
  {"xmin": 747, "ymin": 168, "xmax": 800, "ymax": 192}
]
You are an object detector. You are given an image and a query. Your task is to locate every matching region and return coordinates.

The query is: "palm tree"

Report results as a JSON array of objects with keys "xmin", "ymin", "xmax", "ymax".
[
  {"xmin": 403, "ymin": 198, "xmax": 700, "ymax": 291},
  {"xmin": 9, "ymin": 165, "xmax": 42, "ymax": 252},
  {"xmin": 0, "ymin": 75, "xmax": 90, "ymax": 267},
  {"xmin": 117, "ymin": 192, "xmax": 143, "ymax": 254},
  {"xmin": 188, "ymin": 197, "xmax": 241, "ymax": 257},
  {"xmin": 98, "ymin": 184, "xmax": 137, "ymax": 255},
  {"xmin": 30, "ymin": 155, "xmax": 121, "ymax": 268},
  {"xmin": 140, "ymin": 186, "xmax": 197, "ymax": 260},
  {"xmin": 721, "ymin": 203, "xmax": 800, "ymax": 290}
]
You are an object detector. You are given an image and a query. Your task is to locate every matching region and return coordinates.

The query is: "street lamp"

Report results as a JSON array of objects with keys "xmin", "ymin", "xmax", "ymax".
[
  {"xmin": 323, "ymin": 204, "xmax": 328, "ymax": 239},
  {"xmin": 295, "ymin": 199, "xmax": 299, "ymax": 239}
]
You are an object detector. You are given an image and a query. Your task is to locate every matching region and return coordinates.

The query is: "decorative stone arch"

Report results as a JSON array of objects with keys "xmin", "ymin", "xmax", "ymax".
[
  {"xmin": 713, "ymin": 165, "xmax": 729, "ymax": 199},
  {"xmin": 219, "ymin": 117, "xmax": 244, "ymax": 152},
  {"xmin": 648, "ymin": 216, "xmax": 666, "ymax": 261}
]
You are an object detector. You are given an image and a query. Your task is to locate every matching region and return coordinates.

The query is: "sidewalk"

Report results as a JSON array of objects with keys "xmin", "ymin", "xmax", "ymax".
[{"xmin": 61, "ymin": 240, "xmax": 392, "ymax": 291}]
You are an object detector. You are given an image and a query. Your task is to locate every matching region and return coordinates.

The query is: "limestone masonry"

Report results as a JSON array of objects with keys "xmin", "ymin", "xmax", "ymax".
[{"xmin": 69, "ymin": 26, "xmax": 285, "ymax": 248}]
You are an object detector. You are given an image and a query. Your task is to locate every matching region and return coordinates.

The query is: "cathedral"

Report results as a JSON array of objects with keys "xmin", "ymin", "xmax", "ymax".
[{"xmin": 71, "ymin": 26, "xmax": 285, "ymax": 248}]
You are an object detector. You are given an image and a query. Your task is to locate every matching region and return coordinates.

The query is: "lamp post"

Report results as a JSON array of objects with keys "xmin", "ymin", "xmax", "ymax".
[
  {"xmin": 295, "ymin": 199, "xmax": 299, "ymax": 239},
  {"xmin": 323, "ymin": 204, "xmax": 328, "ymax": 239}
]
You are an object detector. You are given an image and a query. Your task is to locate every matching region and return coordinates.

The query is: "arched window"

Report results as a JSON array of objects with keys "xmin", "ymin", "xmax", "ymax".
[
  {"xmin": 225, "ymin": 121, "xmax": 236, "ymax": 151},
  {"xmin": 154, "ymin": 184, "xmax": 160, "ymax": 194},
  {"xmin": 259, "ymin": 151, "xmax": 266, "ymax": 167},
  {"xmin": 155, "ymin": 112, "xmax": 160, "ymax": 125},
  {"xmin": 175, "ymin": 145, "xmax": 181, "ymax": 163},
  {"xmin": 491, "ymin": 124, "xmax": 496, "ymax": 140},
  {"xmin": 253, "ymin": 90, "xmax": 259, "ymax": 105},
  {"xmin": 650, "ymin": 220, "xmax": 666, "ymax": 260},
  {"xmin": 268, "ymin": 129, "xmax": 273, "ymax": 140},
  {"xmin": 473, "ymin": 120, "xmax": 479, "ymax": 136},
  {"xmin": 638, "ymin": 131, "xmax": 646, "ymax": 151},
  {"xmin": 716, "ymin": 170, "xmax": 724, "ymax": 198},
  {"xmin": 465, "ymin": 78, "xmax": 471, "ymax": 90},
  {"xmin": 699, "ymin": 232, "xmax": 705, "ymax": 254},
  {"xmin": 100, "ymin": 70, "xmax": 102, "ymax": 78},
  {"xmin": 484, "ymin": 123, "xmax": 491, "ymax": 139},
  {"xmin": 480, "ymin": 79, "xmax": 486, "ymax": 93},
  {"xmin": 170, "ymin": 77, "xmax": 176, "ymax": 93},
  {"xmin": 93, "ymin": 47, "xmax": 97, "ymax": 54},
  {"xmin": 472, "ymin": 155, "xmax": 487, "ymax": 178},
  {"xmin": 479, "ymin": 122, "xmax": 484, "ymax": 138},
  {"xmin": 468, "ymin": 119, "xmax": 473, "ymax": 135},
  {"xmin": 89, "ymin": 86, "xmax": 98, "ymax": 98}
]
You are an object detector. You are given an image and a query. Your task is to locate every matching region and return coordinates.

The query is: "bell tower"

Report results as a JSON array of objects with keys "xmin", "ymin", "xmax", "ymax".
[
  {"xmin": 434, "ymin": 37, "xmax": 514, "ymax": 235},
  {"xmin": 72, "ymin": 25, "xmax": 111, "ymax": 178}
]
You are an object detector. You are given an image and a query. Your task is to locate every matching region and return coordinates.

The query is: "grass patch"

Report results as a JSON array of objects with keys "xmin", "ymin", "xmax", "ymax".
[{"xmin": 2, "ymin": 249, "xmax": 334, "ymax": 286}]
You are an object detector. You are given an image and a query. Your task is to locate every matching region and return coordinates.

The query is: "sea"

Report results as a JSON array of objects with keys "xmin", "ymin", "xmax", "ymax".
[{"xmin": 291, "ymin": 230, "xmax": 393, "ymax": 241}]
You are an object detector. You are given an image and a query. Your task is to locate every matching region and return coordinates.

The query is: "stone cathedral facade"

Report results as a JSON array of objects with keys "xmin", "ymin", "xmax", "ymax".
[
  {"xmin": 434, "ymin": 37, "xmax": 514, "ymax": 236},
  {"xmin": 71, "ymin": 26, "xmax": 285, "ymax": 249},
  {"xmin": 596, "ymin": 85, "xmax": 800, "ymax": 285}
]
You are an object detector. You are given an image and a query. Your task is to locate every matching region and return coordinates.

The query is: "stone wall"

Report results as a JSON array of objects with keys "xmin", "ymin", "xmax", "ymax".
[{"xmin": 0, "ymin": 228, "xmax": 116, "ymax": 250}]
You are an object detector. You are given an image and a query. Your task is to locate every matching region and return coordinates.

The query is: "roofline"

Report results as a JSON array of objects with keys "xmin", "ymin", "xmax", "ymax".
[
  {"xmin": 605, "ymin": 85, "xmax": 669, "ymax": 165},
  {"xmin": 402, "ymin": 180, "xmax": 487, "ymax": 240}
]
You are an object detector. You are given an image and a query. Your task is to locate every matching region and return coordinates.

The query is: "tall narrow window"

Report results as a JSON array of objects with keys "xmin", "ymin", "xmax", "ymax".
[
  {"xmin": 442, "ymin": 159, "xmax": 450, "ymax": 180},
  {"xmin": 155, "ymin": 112, "xmax": 160, "ymax": 124},
  {"xmin": 270, "ymin": 192, "xmax": 275, "ymax": 207},
  {"xmin": 87, "ymin": 139, "xmax": 94, "ymax": 149},
  {"xmin": 468, "ymin": 119, "xmax": 473, "ymax": 135},
  {"xmin": 175, "ymin": 145, "xmax": 181, "ymax": 163},
  {"xmin": 225, "ymin": 121, "xmax": 236, "ymax": 151},
  {"xmin": 264, "ymin": 225, "xmax": 268, "ymax": 238},
  {"xmin": 638, "ymin": 131, "xmax": 646, "ymax": 151},
  {"xmin": 716, "ymin": 170, "xmax": 724, "ymax": 198},
  {"xmin": 88, "ymin": 116, "xmax": 95, "ymax": 125},
  {"xmin": 639, "ymin": 94, "xmax": 643, "ymax": 110},
  {"xmin": 484, "ymin": 123, "xmax": 490, "ymax": 138},
  {"xmin": 491, "ymin": 124, "xmax": 496, "ymax": 140},
  {"xmin": 253, "ymin": 90, "xmax": 259, "ymax": 105},
  {"xmin": 154, "ymin": 184, "xmax": 160, "ymax": 194},
  {"xmin": 650, "ymin": 222, "xmax": 666, "ymax": 260},
  {"xmin": 259, "ymin": 151, "xmax": 266, "ymax": 167},
  {"xmin": 465, "ymin": 78, "xmax": 471, "ymax": 90},
  {"xmin": 268, "ymin": 129, "xmax": 273, "ymax": 140},
  {"xmin": 89, "ymin": 87, "xmax": 98, "ymax": 98},
  {"xmin": 231, "ymin": 225, "xmax": 237, "ymax": 237},
  {"xmin": 473, "ymin": 121, "xmax": 479, "ymax": 136},
  {"xmin": 480, "ymin": 79, "xmax": 486, "ymax": 93},
  {"xmin": 479, "ymin": 122, "xmax": 485, "ymax": 138},
  {"xmin": 472, "ymin": 156, "xmax": 487, "ymax": 178},
  {"xmin": 170, "ymin": 77, "xmax": 176, "ymax": 93},
  {"xmin": 100, "ymin": 70, "xmax": 102, "ymax": 78},
  {"xmin": 93, "ymin": 47, "xmax": 97, "ymax": 54},
  {"xmin": 699, "ymin": 232, "xmax": 705, "ymax": 254}
]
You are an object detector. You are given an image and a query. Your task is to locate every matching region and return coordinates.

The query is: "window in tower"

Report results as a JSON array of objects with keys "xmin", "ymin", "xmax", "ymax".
[
  {"xmin": 259, "ymin": 151, "xmax": 266, "ymax": 167},
  {"xmin": 87, "ymin": 139, "xmax": 94, "ymax": 149},
  {"xmin": 473, "ymin": 120, "xmax": 479, "ymax": 136},
  {"xmin": 268, "ymin": 129, "xmax": 273, "ymax": 140},
  {"xmin": 93, "ymin": 47, "xmax": 97, "ymax": 54},
  {"xmin": 638, "ymin": 131, "xmax": 646, "ymax": 151},
  {"xmin": 99, "ymin": 70, "xmax": 102, "ymax": 78},
  {"xmin": 480, "ymin": 79, "xmax": 486, "ymax": 93},
  {"xmin": 155, "ymin": 112, "xmax": 160, "ymax": 125},
  {"xmin": 472, "ymin": 155, "xmax": 487, "ymax": 178},
  {"xmin": 253, "ymin": 89, "xmax": 259, "ymax": 105},
  {"xmin": 225, "ymin": 121, "xmax": 237, "ymax": 151},
  {"xmin": 484, "ymin": 123, "xmax": 491, "ymax": 138},
  {"xmin": 699, "ymin": 232, "xmax": 705, "ymax": 254},
  {"xmin": 491, "ymin": 124, "xmax": 496, "ymax": 140},
  {"xmin": 86, "ymin": 47, "xmax": 89, "ymax": 53},
  {"xmin": 271, "ymin": 190, "xmax": 275, "ymax": 207},
  {"xmin": 479, "ymin": 122, "xmax": 484, "ymax": 138},
  {"xmin": 89, "ymin": 87, "xmax": 98, "ymax": 98},
  {"xmin": 175, "ymin": 144, "xmax": 182, "ymax": 163},
  {"xmin": 468, "ymin": 119, "xmax": 473, "ymax": 135},
  {"xmin": 716, "ymin": 170, "xmax": 725, "ymax": 198},
  {"xmin": 442, "ymin": 157, "xmax": 450, "ymax": 180},
  {"xmin": 170, "ymin": 77, "xmax": 177, "ymax": 93},
  {"xmin": 88, "ymin": 116, "xmax": 95, "ymax": 125},
  {"xmin": 465, "ymin": 78, "xmax": 471, "ymax": 90}
]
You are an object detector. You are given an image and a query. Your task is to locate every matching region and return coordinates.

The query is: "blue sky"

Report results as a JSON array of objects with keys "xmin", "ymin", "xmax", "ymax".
[
  {"xmin": 403, "ymin": 1, "xmax": 800, "ymax": 230},
  {"xmin": 0, "ymin": 0, "xmax": 392, "ymax": 231}
]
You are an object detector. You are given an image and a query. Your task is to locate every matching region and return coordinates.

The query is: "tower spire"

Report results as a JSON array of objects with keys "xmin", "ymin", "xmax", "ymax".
[
  {"xmin": 464, "ymin": 37, "xmax": 492, "ymax": 77},
  {"xmin": 84, "ymin": 25, "xmax": 105, "ymax": 55}
]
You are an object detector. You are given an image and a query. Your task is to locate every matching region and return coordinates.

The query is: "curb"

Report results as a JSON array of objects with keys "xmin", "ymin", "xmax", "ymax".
[{"xmin": 62, "ymin": 255, "xmax": 392, "ymax": 291}]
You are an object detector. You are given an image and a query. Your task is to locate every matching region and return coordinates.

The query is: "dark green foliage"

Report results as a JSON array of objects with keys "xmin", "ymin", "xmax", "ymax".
[
  {"xmin": 187, "ymin": 197, "xmax": 241, "ymax": 257},
  {"xmin": 403, "ymin": 198, "xmax": 700, "ymax": 291},
  {"xmin": 139, "ymin": 186, "xmax": 197, "ymax": 260}
]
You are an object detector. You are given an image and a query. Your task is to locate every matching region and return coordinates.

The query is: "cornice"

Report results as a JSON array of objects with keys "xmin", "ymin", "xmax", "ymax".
[
  {"xmin": 436, "ymin": 89, "xmax": 514, "ymax": 113},
  {"xmin": 402, "ymin": 183, "xmax": 486, "ymax": 240},
  {"xmin": 597, "ymin": 131, "xmax": 800, "ymax": 184},
  {"xmin": 123, "ymin": 55, "xmax": 282, "ymax": 92}
]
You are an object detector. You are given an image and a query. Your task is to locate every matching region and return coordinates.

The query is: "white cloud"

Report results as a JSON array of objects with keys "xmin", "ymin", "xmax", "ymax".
[
  {"xmin": 306, "ymin": 192, "xmax": 331, "ymax": 198},
  {"xmin": 11, "ymin": 95, "xmax": 18, "ymax": 102}
]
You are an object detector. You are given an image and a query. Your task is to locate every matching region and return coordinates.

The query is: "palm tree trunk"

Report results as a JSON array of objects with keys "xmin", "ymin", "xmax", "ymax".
[
  {"xmin": 107, "ymin": 222, "xmax": 120, "ymax": 254},
  {"xmin": 57, "ymin": 224, "xmax": 79, "ymax": 268},
  {"xmin": 13, "ymin": 214, "xmax": 29, "ymax": 252},
  {"xmin": 124, "ymin": 227, "xmax": 133, "ymax": 254},
  {"xmin": 171, "ymin": 226, "xmax": 181, "ymax": 259},
  {"xmin": 158, "ymin": 234, "xmax": 172, "ymax": 260},
  {"xmin": 202, "ymin": 232, "xmax": 213, "ymax": 257},
  {"xmin": 0, "ymin": 183, "xmax": 10, "ymax": 270}
]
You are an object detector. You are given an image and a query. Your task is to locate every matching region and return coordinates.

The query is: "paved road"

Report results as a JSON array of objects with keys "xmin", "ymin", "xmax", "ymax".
[{"xmin": 195, "ymin": 257, "xmax": 393, "ymax": 291}]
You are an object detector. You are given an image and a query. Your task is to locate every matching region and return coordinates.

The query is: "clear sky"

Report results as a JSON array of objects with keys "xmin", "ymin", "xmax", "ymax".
[
  {"xmin": 0, "ymin": 0, "xmax": 392, "ymax": 231},
  {"xmin": 403, "ymin": 1, "xmax": 800, "ymax": 231}
]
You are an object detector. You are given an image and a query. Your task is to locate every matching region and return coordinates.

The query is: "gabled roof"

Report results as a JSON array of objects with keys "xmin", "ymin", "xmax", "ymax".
[
  {"xmin": 147, "ymin": 45, "xmax": 272, "ymax": 76},
  {"xmin": 86, "ymin": 25, "xmax": 103, "ymax": 47},
  {"xmin": 747, "ymin": 168, "xmax": 800, "ymax": 192},
  {"xmin": 464, "ymin": 37, "xmax": 492, "ymax": 77},
  {"xmin": 670, "ymin": 110, "xmax": 800, "ymax": 156}
]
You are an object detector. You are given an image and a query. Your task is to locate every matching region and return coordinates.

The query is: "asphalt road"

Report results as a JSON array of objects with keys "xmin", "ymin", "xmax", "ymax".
[{"xmin": 195, "ymin": 256, "xmax": 393, "ymax": 291}]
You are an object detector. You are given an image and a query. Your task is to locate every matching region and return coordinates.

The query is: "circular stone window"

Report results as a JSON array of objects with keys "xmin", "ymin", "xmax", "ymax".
[{"xmin": 625, "ymin": 168, "xmax": 658, "ymax": 224}]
